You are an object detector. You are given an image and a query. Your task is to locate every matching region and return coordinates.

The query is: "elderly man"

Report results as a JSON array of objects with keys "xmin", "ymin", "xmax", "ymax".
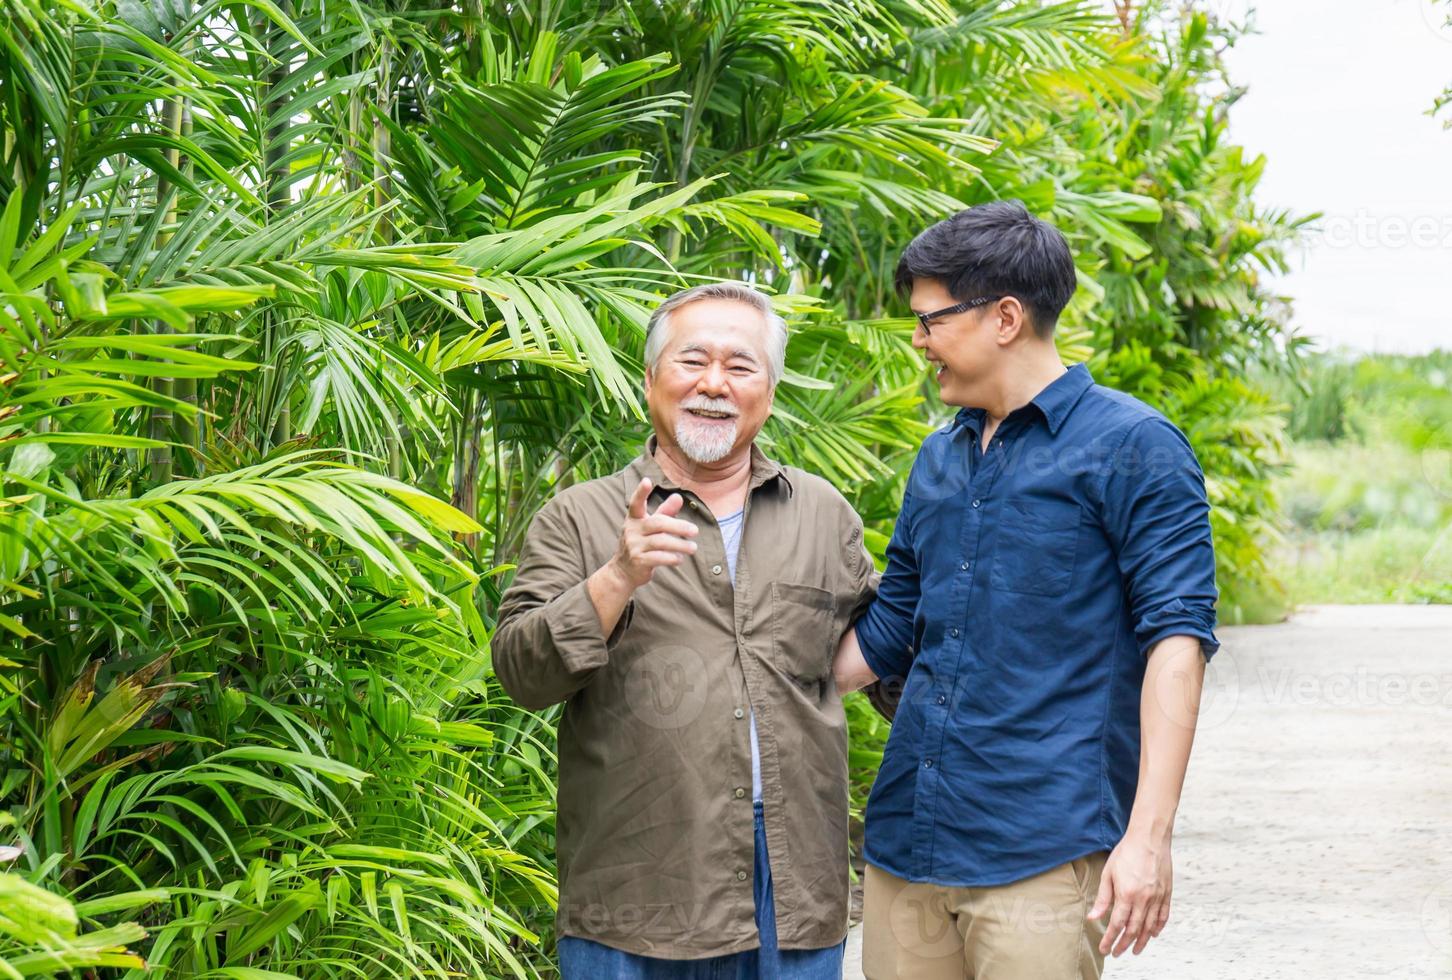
[{"xmin": 492, "ymin": 282, "xmax": 875, "ymax": 978}]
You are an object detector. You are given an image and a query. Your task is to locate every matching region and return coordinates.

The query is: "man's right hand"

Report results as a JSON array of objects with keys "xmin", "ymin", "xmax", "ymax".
[
  {"xmin": 587, "ymin": 479, "xmax": 699, "ymax": 635},
  {"xmin": 608, "ymin": 477, "xmax": 699, "ymax": 589}
]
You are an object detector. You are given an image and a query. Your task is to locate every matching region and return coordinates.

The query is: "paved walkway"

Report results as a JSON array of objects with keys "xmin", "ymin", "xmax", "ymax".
[{"xmin": 843, "ymin": 605, "xmax": 1452, "ymax": 979}]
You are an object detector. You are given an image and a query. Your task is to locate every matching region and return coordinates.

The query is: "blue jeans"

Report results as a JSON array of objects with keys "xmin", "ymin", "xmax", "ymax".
[{"xmin": 558, "ymin": 802, "xmax": 845, "ymax": 979}]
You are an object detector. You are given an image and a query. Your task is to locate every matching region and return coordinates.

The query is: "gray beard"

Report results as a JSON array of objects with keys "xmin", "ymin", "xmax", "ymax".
[{"xmin": 674, "ymin": 415, "xmax": 739, "ymax": 463}]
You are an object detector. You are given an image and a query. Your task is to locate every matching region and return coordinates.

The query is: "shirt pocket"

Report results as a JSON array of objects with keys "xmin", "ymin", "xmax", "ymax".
[
  {"xmin": 990, "ymin": 498, "xmax": 1082, "ymax": 597},
  {"xmin": 769, "ymin": 581, "xmax": 837, "ymax": 680}
]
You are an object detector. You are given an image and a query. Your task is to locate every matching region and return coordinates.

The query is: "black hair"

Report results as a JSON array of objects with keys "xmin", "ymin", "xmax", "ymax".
[{"xmin": 895, "ymin": 200, "xmax": 1077, "ymax": 338}]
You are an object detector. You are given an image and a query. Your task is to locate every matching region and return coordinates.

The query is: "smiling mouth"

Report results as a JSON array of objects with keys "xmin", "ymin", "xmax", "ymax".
[{"xmin": 685, "ymin": 408, "xmax": 737, "ymax": 420}]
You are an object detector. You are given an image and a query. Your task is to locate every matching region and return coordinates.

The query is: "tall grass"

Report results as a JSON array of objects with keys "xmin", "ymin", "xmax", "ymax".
[{"xmin": 1266, "ymin": 351, "xmax": 1452, "ymax": 608}]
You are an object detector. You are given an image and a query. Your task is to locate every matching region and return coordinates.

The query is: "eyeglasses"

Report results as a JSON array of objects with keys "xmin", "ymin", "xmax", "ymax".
[{"xmin": 914, "ymin": 295, "xmax": 1002, "ymax": 335}]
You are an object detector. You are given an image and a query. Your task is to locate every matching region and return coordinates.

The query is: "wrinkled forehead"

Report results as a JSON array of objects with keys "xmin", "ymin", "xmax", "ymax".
[{"xmin": 663, "ymin": 299, "xmax": 771, "ymax": 359}]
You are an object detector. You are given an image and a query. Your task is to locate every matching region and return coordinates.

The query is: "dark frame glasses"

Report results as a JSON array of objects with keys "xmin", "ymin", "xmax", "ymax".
[{"xmin": 914, "ymin": 295, "xmax": 1003, "ymax": 335}]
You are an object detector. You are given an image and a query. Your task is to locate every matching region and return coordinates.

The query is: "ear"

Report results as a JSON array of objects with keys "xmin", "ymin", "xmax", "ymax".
[
  {"xmin": 993, "ymin": 296, "xmax": 1031, "ymax": 346},
  {"xmin": 643, "ymin": 365, "xmax": 654, "ymax": 397}
]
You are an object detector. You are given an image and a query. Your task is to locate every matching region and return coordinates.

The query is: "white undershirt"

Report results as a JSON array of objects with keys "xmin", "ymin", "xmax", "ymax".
[{"xmin": 716, "ymin": 507, "xmax": 761, "ymax": 803}]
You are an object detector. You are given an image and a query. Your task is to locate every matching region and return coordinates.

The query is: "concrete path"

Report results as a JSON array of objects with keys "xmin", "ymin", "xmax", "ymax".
[{"xmin": 843, "ymin": 605, "xmax": 1452, "ymax": 979}]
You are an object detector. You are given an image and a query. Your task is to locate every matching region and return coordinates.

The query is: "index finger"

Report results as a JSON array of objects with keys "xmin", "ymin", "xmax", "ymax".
[
  {"xmin": 1100, "ymin": 896, "xmax": 1131, "ymax": 956},
  {"xmin": 641, "ymin": 513, "xmax": 699, "ymax": 538},
  {"xmin": 651, "ymin": 492, "xmax": 685, "ymax": 519},
  {"xmin": 627, "ymin": 478, "xmax": 653, "ymax": 520},
  {"xmin": 1115, "ymin": 896, "xmax": 1150, "ymax": 957}
]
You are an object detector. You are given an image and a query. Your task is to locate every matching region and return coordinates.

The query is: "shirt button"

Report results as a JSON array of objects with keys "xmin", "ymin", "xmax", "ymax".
[
  {"xmin": 734, "ymin": 787, "xmax": 746, "ymax": 799},
  {"xmin": 950, "ymin": 627, "xmax": 960, "ymax": 638},
  {"xmin": 712, "ymin": 564, "xmax": 723, "ymax": 575},
  {"xmin": 924, "ymin": 759, "xmax": 933, "ymax": 768},
  {"xmin": 734, "ymin": 707, "xmax": 745, "ymax": 719},
  {"xmin": 960, "ymin": 561, "xmax": 970, "ymax": 572},
  {"xmin": 936, "ymin": 694, "xmax": 946, "ymax": 705},
  {"xmin": 737, "ymin": 870, "xmax": 748, "ymax": 881},
  {"xmin": 971, "ymin": 499, "xmax": 981, "ymax": 509}
]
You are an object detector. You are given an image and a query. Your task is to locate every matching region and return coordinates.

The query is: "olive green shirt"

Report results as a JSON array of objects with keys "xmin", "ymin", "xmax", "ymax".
[{"xmin": 492, "ymin": 439, "xmax": 876, "ymax": 959}]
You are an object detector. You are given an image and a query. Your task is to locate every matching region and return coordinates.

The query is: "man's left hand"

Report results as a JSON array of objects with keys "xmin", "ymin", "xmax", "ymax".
[{"xmin": 1087, "ymin": 828, "xmax": 1173, "ymax": 957}]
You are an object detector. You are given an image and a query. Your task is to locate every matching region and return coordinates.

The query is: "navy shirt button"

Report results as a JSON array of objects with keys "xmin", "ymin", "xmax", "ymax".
[
  {"xmin": 960, "ymin": 561, "xmax": 970, "ymax": 571},
  {"xmin": 924, "ymin": 759, "xmax": 933, "ymax": 768},
  {"xmin": 950, "ymin": 627, "xmax": 960, "ymax": 638},
  {"xmin": 971, "ymin": 498, "xmax": 981, "ymax": 508},
  {"xmin": 936, "ymin": 694, "xmax": 946, "ymax": 705}
]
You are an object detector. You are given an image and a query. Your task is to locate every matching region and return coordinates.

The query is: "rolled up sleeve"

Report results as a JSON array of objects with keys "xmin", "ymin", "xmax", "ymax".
[
  {"xmin": 853, "ymin": 488, "xmax": 920, "ymax": 683},
  {"xmin": 1100, "ymin": 417, "xmax": 1221, "ymax": 660},
  {"xmin": 491, "ymin": 502, "xmax": 631, "ymax": 709},
  {"xmin": 844, "ymin": 509, "xmax": 880, "ymax": 621}
]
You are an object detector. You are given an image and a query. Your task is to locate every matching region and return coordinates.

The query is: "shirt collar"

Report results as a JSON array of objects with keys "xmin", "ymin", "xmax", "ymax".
[
  {"xmin": 949, "ymin": 362, "xmax": 1094, "ymax": 438},
  {"xmin": 1030, "ymin": 363, "xmax": 1095, "ymax": 435},
  {"xmin": 635, "ymin": 435, "xmax": 794, "ymax": 498},
  {"xmin": 950, "ymin": 405, "xmax": 987, "ymax": 436}
]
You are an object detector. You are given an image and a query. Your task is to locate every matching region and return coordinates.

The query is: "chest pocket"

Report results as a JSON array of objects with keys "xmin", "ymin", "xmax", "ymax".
[
  {"xmin": 769, "ymin": 581, "xmax": 837, "ymax": 680},
  {"xmin": 990, "ymin": 498, "xmax": 1082, "ymax": 597}
]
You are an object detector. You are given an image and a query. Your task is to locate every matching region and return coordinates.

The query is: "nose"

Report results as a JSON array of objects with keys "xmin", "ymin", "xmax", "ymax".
[
  {"xmin": 697, "ymin": 360, "xmax": 729, "ymax": 396},
  {"xmin": 912, "ymin": 322, "xmax": 929, "ymax": 350}
]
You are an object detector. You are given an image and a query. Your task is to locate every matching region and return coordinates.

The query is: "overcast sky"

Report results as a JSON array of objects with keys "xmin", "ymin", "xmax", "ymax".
[{"xmin": 1215, "ymin": 0, "xmax": 1452, "ymax": 354}]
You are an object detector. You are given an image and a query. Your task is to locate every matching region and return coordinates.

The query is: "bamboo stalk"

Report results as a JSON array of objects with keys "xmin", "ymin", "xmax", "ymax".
[
  {"xmin": 174, "ymin": 93, "xmax": 198, "ymax": 470},
  {"xmin": 451, "ymin": 390, "xmax": 483, "ymax": 555},
  {"xmin": 263, "ymin": 2, "xmax": 293, "ymax": 446},
  {"xmin": 147, "ymin": 92, "xmax": 185, "ymax": 485}
]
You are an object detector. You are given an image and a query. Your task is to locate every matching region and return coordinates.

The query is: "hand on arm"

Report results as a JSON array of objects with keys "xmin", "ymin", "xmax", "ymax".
[
  {"xmin": 845, "ymin": 487, "xmax": 921, "ymax": 714},
  {"xmin": 1088, "ymin": 633, "xmax": 1205, "ymax": 956},
  {"xmin": 831, "ymin": 627, "xmax": 878, "ymax": 695}
]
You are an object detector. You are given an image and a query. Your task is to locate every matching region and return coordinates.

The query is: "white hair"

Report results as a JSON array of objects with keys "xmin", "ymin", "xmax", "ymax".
[{"xmin": 643, "ymin": 282, "xmax": 789, "ymax": 386}]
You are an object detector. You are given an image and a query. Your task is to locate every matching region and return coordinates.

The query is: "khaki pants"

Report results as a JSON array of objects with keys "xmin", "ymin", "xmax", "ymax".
[{"xmin": 862, "ymin": 853, "xmax": 1109, "ymax": 980}]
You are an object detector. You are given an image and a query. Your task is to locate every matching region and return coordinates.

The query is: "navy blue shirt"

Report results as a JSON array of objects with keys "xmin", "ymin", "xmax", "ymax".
[{"xmin": 854, "ymin": 363, "xmax": 1219, "ymax": 887}]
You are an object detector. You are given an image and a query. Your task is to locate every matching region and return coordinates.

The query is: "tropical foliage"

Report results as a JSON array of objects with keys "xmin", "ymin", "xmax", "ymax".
[{"xmin": 2, "ymin": 0, "xmax": 1301, "ymax": 974}]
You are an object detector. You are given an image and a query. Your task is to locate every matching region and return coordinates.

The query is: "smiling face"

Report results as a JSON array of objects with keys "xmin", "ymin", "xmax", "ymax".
[
  {"xmin": 645, "ymin": 298, "xmax": 776, "ymax": 465},
  {"xmin": 909, "ymin": 276, "xmax": 1009, "ymax": 409}
]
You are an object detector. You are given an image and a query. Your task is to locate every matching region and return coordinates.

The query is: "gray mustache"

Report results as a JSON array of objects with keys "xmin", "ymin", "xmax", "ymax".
[{"xmin": 681, "ymin": 399, "xmax": 739, "ymax": 417}]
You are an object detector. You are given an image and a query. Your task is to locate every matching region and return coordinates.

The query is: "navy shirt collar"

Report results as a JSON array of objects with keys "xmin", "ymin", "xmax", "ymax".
[
  {"xmin": 1031, "ymin": 362, "xmax": 1095, "ymax": 435},
  {"xmin": 951, "ymin": 363, "xmax": 1095, "ymax": 437}
]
